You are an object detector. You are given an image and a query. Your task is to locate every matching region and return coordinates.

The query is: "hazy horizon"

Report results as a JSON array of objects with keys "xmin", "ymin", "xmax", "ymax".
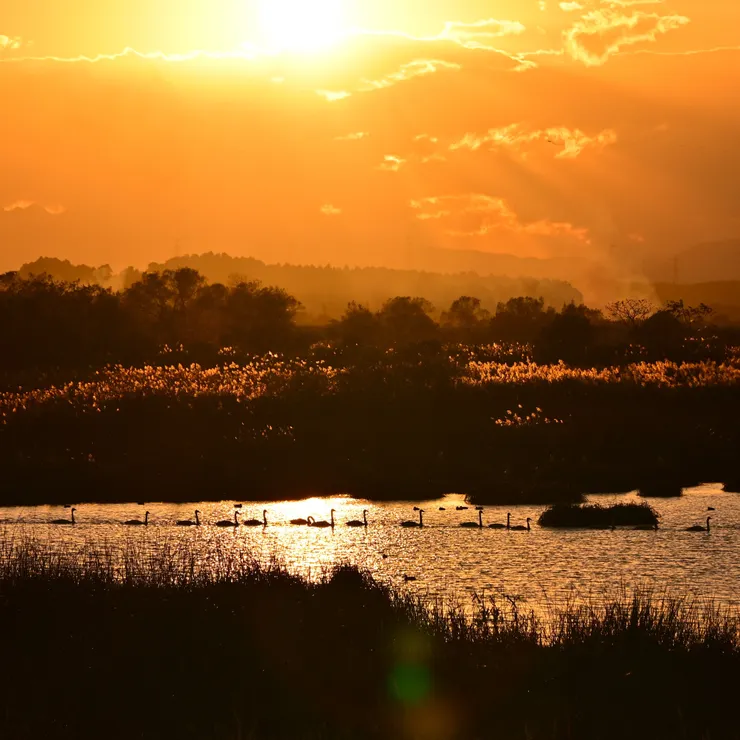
[{"xmin": 2, "ymin": 0, "xmax": 740, "ymax": 282}]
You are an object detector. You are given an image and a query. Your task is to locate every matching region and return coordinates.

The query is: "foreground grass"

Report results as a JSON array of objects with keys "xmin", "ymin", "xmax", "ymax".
[{"xmin": 0, "ymin": 539, "xmax": 738, "ymax": 739}]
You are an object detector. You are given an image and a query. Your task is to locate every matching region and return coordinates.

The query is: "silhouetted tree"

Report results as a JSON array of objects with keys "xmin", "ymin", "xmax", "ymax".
[
  {"xmin": 605, "ymin": 298, "xmax": 654, "ymax": 326},
  {"xmin": 490, "ymin": 297, "xmax": 555, "ymax": 343},
  {"xmin": 377, "ymin": 297, "xmax": 438, "ymax": 347}
]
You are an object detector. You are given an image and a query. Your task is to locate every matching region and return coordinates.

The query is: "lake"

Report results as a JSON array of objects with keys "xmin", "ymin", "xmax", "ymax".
[{"xmin": 1, "ymin": 483, "xmax": 736, "ymax": 611}]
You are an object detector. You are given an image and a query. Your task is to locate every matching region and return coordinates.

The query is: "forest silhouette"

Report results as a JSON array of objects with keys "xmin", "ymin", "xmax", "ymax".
[{"xmin": 1, "ymin": 264, "xmax": 738, "ymax": 506}]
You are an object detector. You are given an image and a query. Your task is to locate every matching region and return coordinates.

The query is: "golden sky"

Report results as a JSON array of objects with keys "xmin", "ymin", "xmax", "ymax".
[{"xmin": 1, "ymin": 0, "xmax": 739, "ymax": 274}]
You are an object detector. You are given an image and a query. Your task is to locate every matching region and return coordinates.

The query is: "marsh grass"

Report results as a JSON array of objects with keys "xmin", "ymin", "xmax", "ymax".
[{"xmin": 0, "ymin": 537, "xmax": 738, "ymax": 739}]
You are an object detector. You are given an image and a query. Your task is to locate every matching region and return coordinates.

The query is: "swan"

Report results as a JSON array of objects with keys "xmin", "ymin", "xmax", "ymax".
[
  {"xmin": 456, "ymin": 506, "xmax": 469, "ymax": 511},
  {"xmin": 346, "ymin": 510, "xmax": 368, "ymax": 528},
  {"xmin": 461, "ymin": 510, "xmax": 483, "ymax": 528},
  {"xmin": 215, "ymin": 511, "xmax": 240, "ymax": 528},
  {"xmin": 51, "ymin": 508, "xmax": 76, "ymax": 525},
  {"xmin": 510, "ymin": 518, "xmax": 532, "ymax": 531},
  {"xmin": 401, "ymin": 509, "xmax": 424, "ymax": 528},
  {"xmin": 290, "ymin": 516, "xmax": 310, "ymax": 525},
  {"xmin": 413, "ymin": 506, "xmax": 421, "ymax": 511},
  {"xmin": 309, "ymin": 510, "xmax": 335, "ymax": 528},
  {"xmin": 439, "ymin": 507, "xmax": 446, "ymax": 511},
  {"xmin": 243, "ymin": 510, "xmax": 268, "ymax": 527},
  {"xmin": 176, "ymin": 510, "xmax": 200, "ymax": 527},
  {"xmin": 124, "ymin": 511, "xmax": 149, "ymax": 526},
  {"xmin": 686, "ymin": 517, "xmax": 711, "ymax": 532},
  {"xmin": 475, "ymin": 506, "xmax": 484, "ymax": 511},
  {"xmin": 489, "ymin": 513, "xmax": 510, "ymax": 530}
]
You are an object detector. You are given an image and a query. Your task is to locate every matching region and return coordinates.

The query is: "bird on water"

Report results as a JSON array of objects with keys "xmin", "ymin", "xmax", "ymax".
[
  {"xmin": 401, "ymin": 510, "xmax": 424, "ymax": 528},
  {"xmin": 124, "ymin": 511, "xmax": 149, "ymax": 526},
  {"xmin": 309, "ymin": 510, "xmax": 335, "ymax": 528},
  {"xmin": 243, "ymin": 510, "xmax": 268, "ymax": 527},
  {"xmin": 51, "ymin": 508, "xmax": 76, "ymax": 525},
  {"xmin": 176, "ymin": 510, "xmax": 200, "ymax": 527},
  {"xmin": 346, "ymin": 510, "xmax": 368, "ymax": 527},
  {"xmin": 686, "ymin": 517, "xmax": 711, "ymax": 532},
  {"xmin": 461, "ymin": 510, "xmax": 483, "ymax": 528},
  {"xmin": 214, "ymin": 511, "xmax": 240, "ymax": 527},
  {"xmin": 510, "ymin": 518, "xmax": 532, "ymax": 531},
  {"xmin": 489, "ymin": 513, "xmax": 510, "ymax": 530}
]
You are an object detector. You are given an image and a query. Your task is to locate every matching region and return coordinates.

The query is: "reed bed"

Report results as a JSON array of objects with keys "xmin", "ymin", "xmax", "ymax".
[{"xmin": 0, "ymin": 537, "xmax": 738, "ymax": 739}]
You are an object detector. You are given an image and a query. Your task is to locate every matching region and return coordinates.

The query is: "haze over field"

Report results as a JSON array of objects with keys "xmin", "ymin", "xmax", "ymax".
[{"xmin": 2, "ymin": 0, "xmax": 739, "ymax": 293}]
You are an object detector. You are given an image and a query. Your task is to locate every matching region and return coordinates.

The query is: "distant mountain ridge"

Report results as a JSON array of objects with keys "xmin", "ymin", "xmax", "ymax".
[{"xmin": 13, "ymin": 253, "xmax": 583, "ymax": 321}]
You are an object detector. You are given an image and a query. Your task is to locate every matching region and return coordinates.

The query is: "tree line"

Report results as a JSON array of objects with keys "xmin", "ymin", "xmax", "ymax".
[{"xmin": 1, "ymin": 268, "xmax": 737, "ymax": 386}]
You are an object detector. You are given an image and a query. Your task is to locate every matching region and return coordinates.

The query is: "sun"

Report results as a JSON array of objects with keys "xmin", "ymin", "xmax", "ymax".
[{"xmin": 257, "ymin": 0, "xmax": 347, "ymax": 53}]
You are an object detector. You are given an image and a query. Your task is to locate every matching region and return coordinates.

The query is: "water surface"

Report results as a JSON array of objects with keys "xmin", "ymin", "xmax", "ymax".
[{"xmin": 1, "ymin": 483, "xmax": 736, "ymax": 610}]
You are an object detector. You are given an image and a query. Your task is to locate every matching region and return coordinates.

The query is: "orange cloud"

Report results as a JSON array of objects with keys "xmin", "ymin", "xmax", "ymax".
[
  {"xmin": 315, "ymin": 89, "xmax": 351, "ymax": 102},
  {"xmin": 0, "ymin": 35, "xmax": 22, "ymax": 51},
  {"xmin": 377, "ymin": 155, "xmax": 406, "ymax": 172},
  {"xmin": 320, "ymin": 204, "xmax": 342, "ymax": 216},
  {"xmin": 3, "ymin": 200, "xmax": 65, "ymax": 215},
  {"xmin": 411, "ymin": 194, "xmax": 590, "ymax": 244},
  {"xmin": 440, "ymin": 19, "xmax": 527, "ymax": 48},
  {"xmin": 450, "ymin": 124, "xmax": 617, "ymax": 158},
  {"xmin": 565, "ymin": 8, "xmax": 690, "ymax": 65},
  {"xmin": 335, "ymin": 132, "xmax": 369, "ymax": 141},
  {"xmin": 360, "ymin": 58, "xmax": 461, "ymax": 90}
]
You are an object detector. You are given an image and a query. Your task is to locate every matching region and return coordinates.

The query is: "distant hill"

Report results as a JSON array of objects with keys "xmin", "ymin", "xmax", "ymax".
[
  {"xmin": 14, "ymin": 253, "xmax": 583, "ymax": 321},
  {"xmin": 647, "ymin": 240, "xmax": 740, "ymax": 284}
]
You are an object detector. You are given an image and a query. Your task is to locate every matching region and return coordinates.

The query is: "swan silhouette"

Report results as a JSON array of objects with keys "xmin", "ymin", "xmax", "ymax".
[
  {"xmin": 456, "ymin": 506, "xmax": 469, "ymax": 511},
  {"xmin": 489, "ymin": 513, "xmax": 510, "ymax": 530},
  {"xmin": 310, "ymin": 510, "xmax": 335, "ymax": 528},
  {"xmin": 461, "ymin": 510, "xmax": 483, "ymax": 528},
  {"xmin": 346, "ymin": 510, "xmax": 368, "ymax": 528},
  {"xmin": 176, "ymin": 510, "xmax": 200, "ymax": 527},
  {"xmin": 215, "ymin": 511, "xmax": 240, "ymax": 527},
  {"xmin": 124, "ymin": 511, "xmax": 149, "ymax": 526},
  {"xmin": 290, "ymin": 516, "xmax": 310, "ymax": 525},
  {"xmin": 243, "ymin": 510, "xmax": 268, "ymax": 527},
  {"xmin": 510, "ymin": 518, "xmax": 531, "ymax": 531},
  {"xmin": 51, "ymin": 508, "xmax": 76, "ymax": 525},
  {"xmin": 686, "ymin": 516, "xmax": 711, "ymax": 532},
  {"xmin": 401, "ymin": 510, "xmax": 424, "ymax": 528}
]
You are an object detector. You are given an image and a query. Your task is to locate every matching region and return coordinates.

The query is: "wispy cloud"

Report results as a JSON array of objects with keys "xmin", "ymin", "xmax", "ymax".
[
  {"xmin": 564, "ymin": 8, "xmax": 690, "ymax": 66},
  {"xmin": 411, "ymin": 194, "xmax": 590, "ymax": 243},
  {"xmin": 360, "ymin": 58, "xmax": 461, "ymax": 90},
  {"xmin": 320, "ymin": 204, "xmax": 342, "ymax": 216},
  {"xmin": 335, "ymin": 132, "xmax": 369, "ymax": 141},
  {"xmin": 450, "ymin": 124, "xmax": 617, "ymax": 158},
  {"xmin": 377, "ymin": 155, "xmax": 407, "ymax": 172},
  {"xmin": 3, "ymin": 200, "xmax": 66, "ymax": 215},
  {"xmin": 0, "ymin": 35, "xmax": 22, "ymax": 51},
  {"xmin": 315, "ymin": 89, "xmax": 351, "ymax": 102},
  {"xmin": 440, "ymin": 19, "xmax": 527, "ymax": 48}
]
